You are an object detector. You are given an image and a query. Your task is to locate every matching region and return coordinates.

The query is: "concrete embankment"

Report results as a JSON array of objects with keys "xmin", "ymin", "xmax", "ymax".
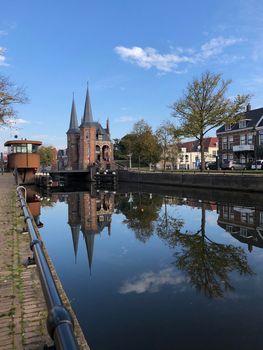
[
  {"xmin": 117, "ymin": 181, "xmax": 263, "ymax": 209},
  {"xmin": 118, "ymin": 170, "xmax": 263, "ymax": 192},
  {"xmin": 0, "ymin": 173, "xmax": 89, "ymax": 350}
]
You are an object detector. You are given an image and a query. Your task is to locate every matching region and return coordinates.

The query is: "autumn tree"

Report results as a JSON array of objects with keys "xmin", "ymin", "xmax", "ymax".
[
  {"xmin": 0, "ymin": 74, "xmax": 28, "ymax": 126},
  {"xmin": 155, "ymin": 120, "xmax": 181, "ymax": 170},
  {"xmin": 171, "ymin": 71, "xmax": 250, "ymax": 170}
]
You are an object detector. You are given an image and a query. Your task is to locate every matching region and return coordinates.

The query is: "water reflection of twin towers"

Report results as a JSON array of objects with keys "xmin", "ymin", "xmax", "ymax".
[{"xmin": 67, "ymin": 192, "xmax": 115, "ymax": 271}]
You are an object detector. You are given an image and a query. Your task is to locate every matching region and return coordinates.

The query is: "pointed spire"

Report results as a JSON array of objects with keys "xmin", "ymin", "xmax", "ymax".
[
  {"xmin": 81, "ymin": 84, "xmax": 94, "ymax": 127},
  {"xmin": 70, "ymin": 224, "xmax": 80, "ymax": 263},
  {"xmin": 106, "ymin": 118, "xmax": 110, "ymax": 134},
  {"xmin": 84, "ymin": 233, "xmax": 95, "ymax": 275},
  {"xmin": 67, "ymin": 93, "xmax": 79, "ymax": 133},
  {"xmin": 108, "ymin": 221, "xmax": 111, "ymax": 236}
]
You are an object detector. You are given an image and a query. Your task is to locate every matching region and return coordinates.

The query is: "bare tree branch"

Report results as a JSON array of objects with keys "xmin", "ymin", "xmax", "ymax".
[{"xmin": 0, "ymin": 74, "xmax": 29, "ymax": 127}]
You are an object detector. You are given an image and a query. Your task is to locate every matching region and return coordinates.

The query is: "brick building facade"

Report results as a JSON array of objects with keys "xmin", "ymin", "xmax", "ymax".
[
  {"xmin": 67, "ymin": 87, "xmax": 113, "ymax": 170},
  {"xmin": 216, "ymin": 104, "xmax": 263, "ymax": 165}
]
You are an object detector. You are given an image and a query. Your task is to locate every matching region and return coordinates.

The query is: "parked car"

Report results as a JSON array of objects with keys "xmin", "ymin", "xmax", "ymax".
[
  {"xmin": 251, "ymin": 160, "xmax": 263, "ymax": 170},
  {"xmin": 206, "ymin": 161, "xmax": 217, "ymax": 170},
  {"xmin": 198, "ymin": 161, "xmax": 217, "ymax": 170},
  {"xmin": 221, "ymin": 160, "xmax": 246, "ymax": 170}
]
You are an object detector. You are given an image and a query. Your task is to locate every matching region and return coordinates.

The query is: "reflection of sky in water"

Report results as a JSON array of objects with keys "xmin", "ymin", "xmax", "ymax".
[{"xmin": 40, "ymin": 192, "xmax": 263, "ymax": 350}]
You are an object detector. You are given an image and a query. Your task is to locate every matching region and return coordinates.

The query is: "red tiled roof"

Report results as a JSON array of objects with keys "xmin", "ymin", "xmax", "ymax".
[{"xmin": 181, "ymin": 137, "xmax": 218, "ymax": 152}]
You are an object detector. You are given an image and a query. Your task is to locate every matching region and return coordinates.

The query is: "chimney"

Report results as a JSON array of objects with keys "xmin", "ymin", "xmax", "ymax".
[{"xmin": 246, "ymin": 103, "xmax": 251, "ymax": 112}]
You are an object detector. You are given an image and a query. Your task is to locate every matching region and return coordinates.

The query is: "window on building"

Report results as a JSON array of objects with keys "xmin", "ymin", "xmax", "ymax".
[
  {"xmin": 11, "ymin": 144, "xmax": 34, "ymax": 153},
  {"xmin": 223, "ymin": 206, "xmax": 229, "ymax": 219},
  {"xmin": 241, "ymin": 212, "xmax": 247, "ymax": 223},
  {"xmin": 240, "ymin": 227, "xmax": 248, "ymax": 237},
  {"xmin": 226, "ymin": 225, "xmax": 233, "ymax": 233},
  {"xmin": 247, "ymin": 133, "xmax": 253, "ymax": 145},
  {"xmin": 239, "ymin": 120, "xmax": 247, "ymax": 128},
  {"xmin": 228, "ymin": 136, "xmax": 233, "ymax": 150},
  {"xmin": 259, "ymin": 133, "xmax": 263, "ymax": 145},
  {"xmin": 222, "ymin": 154, "xmax": 228, "ymax": 162},
  {"xmin": 32, "ymin": 145, "xmax": 38, "ymax": 153},
  {"xmin": 225, "ymin": 124, "xmax": 232, "ymax": 131},
  {"xmin": 260, "ymin": 212, "xmax": 263, "ymax": 226},
  {"xmin": 229, "ymin": 208, "xmax": 234, "ymax": 220},
  {"xmin": 240, "ymin": 134, "xmax": 246, "ymax": 145},
  {"xmin": 248, "ymin": 213, "xmax": 254, "ymax": 224},
  {"xmin": 240, "ymin": 154, "xmax": 246, "ymax": 164},
  {"xmin": 212, "ymin": 150, "xmax": 217, "ymax": 156},
  {"xmin": 185, "ymin": 155, "xmax": 189, "ymax": 162},
  {"xmin": 229, "ymin": 153, "xmax": 233, "ymax": 161},
  {"xmin": 222, "ymin": 137, "xmax": 227, "ymax": 150},
  {"xmin": 180, "ymin": 155, "xmax": 184, "ymax": 162}
]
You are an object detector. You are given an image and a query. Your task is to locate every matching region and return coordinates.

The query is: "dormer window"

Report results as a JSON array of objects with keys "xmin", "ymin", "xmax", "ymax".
[
  {"xmin": 239, "ymin": 119, "xmax": 247, "ymax": 128},
  {"xmin": 225, "ymin": 124, "xmax": 232, "ymax": 131}
]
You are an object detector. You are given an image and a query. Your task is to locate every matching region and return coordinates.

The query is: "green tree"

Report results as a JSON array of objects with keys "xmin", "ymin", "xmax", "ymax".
[
  {"xmin": 119, "ymin": 134, "xmax": 137, "ymax": 158},
  {"xmin": 38, "ymin": 146, "xmax": 56, "ymax": 167},
  {"xmin": 171, "ymin": 71, "xmax": 250, "ymax": 170},
  {"xmin": 131, "ymin": 119, "xmax": 161, "ymax": 166},
  {"xmin": 0, "ymin": 74, "xmax": 28, "ymax": 126},
  {"xmin": 155, "ymin": 120, "xmax": 181, "ymax": 170},
  {"xmin": 117, "ymin": 120, "xmax": 161, "ymax": 166},
  {"xmin": 113, "ymin": 138, "xmax": 126, "ymax": 160}
]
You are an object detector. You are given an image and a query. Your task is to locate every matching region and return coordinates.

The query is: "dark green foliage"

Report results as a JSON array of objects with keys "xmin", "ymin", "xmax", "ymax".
[{"xmin": 118, "ymin": 119, "xmax": 162, "ymax": 166}]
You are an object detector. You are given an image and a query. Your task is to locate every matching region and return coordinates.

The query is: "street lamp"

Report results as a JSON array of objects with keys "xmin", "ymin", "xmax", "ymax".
[{"xmin": 127, "ymin": 153, "xmax": 132, "ymax": 169}]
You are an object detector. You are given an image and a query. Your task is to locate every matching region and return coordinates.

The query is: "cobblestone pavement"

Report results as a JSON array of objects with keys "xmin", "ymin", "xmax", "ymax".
[{"xmin": 0, "ymin": 173, "xmax": 52, "ymax": 349}]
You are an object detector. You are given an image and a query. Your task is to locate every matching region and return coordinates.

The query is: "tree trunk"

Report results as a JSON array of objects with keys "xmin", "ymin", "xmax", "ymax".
[{"xmin": 200, "ymin": 136, "xmax": 205, "ymax": 171}]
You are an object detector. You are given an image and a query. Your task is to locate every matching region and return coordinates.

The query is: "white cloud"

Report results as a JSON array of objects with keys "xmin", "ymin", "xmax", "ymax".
[
  {"xmin": 0, "ymin": 30, "xmax": 8, "ymax": 37},
  {"xmin": 3, "ymin": 117, "xmax": 30, "ymax": 126},
  {"xmin": 15, "ymin": 118, "xmax": 30, "ymax": 125},
  {"xmin": 114, "ymin": 115, "xmax": 136, "ymax": 123},
  {"xmin": 0, "ymin": 47, "xmax": 7, "ymax": 66},
  {"xmin": 115, "ymin": 46, "xmax": 192, "ymax": 72},
  {"xmin": 115, "ymin": 36, "xmax": 244, "ymax": 73},
  {"xmin": 119, "ymin": 267, "xmax": 188, "ymax": 294},
  {"xmin": 198, "ymin": 37, "xmax": 244, "ymax": 60}
]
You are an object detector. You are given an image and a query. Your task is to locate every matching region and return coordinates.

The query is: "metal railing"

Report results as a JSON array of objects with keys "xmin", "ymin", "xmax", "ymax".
[{"xmin": 17, "ymin": 187, "xmax": 79, "ymax": 350}]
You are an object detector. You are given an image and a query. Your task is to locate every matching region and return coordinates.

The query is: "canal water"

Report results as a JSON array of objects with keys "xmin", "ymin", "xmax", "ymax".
[{"xmin": 37, "ymin": 184, "xmax": 263, "ymax": 350}]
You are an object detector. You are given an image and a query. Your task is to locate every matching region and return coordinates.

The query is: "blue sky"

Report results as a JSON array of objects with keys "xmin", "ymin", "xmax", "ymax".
[{"xmin": 1, "ymin": 0, "xmax": 263, "ymax": 150}]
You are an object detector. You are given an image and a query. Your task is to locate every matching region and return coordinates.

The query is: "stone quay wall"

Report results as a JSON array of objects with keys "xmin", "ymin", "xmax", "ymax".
[{"xmin": 118, "ymin": 170, "xmax": 263, "ymax": 192}]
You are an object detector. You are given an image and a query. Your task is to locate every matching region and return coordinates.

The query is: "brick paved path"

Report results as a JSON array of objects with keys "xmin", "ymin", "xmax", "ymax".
[
  {"xmin": 0, "ymin": 173, "xmax": 90, "ymax": 350},
  {"xmin": 0, "ymin": 173, "xmax": 53, "ymax": 349}
]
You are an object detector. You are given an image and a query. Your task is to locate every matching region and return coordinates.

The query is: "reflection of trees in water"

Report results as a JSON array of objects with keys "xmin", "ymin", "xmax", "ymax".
[
  {"xmin": 116, "ymin": 193, "xmax": 163, "ymax": 242},
  {"xmin": 156, "ymin": 202, "xmax": 254, "ymax": 298}
]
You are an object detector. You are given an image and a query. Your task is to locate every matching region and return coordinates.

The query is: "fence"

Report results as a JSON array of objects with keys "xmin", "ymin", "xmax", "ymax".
[{"xmin": 17, "ymin": 186, "xmax": 79, "ymax": 350}]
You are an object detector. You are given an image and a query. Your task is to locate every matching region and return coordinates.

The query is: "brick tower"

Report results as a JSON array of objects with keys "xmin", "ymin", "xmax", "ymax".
[{"xmin": 79, "ymin": 87, "xmax": 96, "ymax": 169}]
